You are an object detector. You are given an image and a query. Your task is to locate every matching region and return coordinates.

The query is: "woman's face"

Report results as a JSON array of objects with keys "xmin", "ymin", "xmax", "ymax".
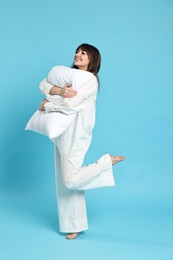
[{"xmin": 74, "ymin": 48, "xmax": 90, "ymax": 71}]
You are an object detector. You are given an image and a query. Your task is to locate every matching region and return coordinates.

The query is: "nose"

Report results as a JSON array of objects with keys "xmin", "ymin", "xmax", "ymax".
[{"xmin": 76, "ymin": 50, "xmax": 82, "ymax": 56}]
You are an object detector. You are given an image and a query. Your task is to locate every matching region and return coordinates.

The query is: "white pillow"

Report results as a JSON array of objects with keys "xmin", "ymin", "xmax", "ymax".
[
  {"xmin": 25, "ymin": 66, "xmax": 94, "ymax": 139},
  {"xmin": 46, "ymin": 65, "xmax": 93, "ymax": 103},
  {"xmin": 47, "ymin": 65, "xmax": 93, "ymax": 89},
  {"xmin": 25, "ymin": 110, "xmax": 76, "ymax": 139}
]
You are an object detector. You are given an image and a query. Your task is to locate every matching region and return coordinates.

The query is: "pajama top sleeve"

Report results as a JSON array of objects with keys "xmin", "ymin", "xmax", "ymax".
[
  {"xmin": 39, "ymin": 78, "xmax": 53, "ymax": 97},
  {"xmin": 44, "ymin": 77, "xmax": 98, "ymax": 115}
]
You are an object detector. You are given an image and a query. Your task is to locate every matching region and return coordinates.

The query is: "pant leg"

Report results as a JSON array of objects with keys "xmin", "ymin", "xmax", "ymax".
[
  {"xmin": 61, "ymin": 154, "xmax": 115, "ymax": 190},
  {"xmin": 54, "ymin": 145, "xmax": 88, "ymax": 233}
]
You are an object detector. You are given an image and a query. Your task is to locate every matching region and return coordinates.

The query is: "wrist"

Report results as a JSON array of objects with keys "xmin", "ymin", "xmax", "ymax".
[
  {"xmin": 49, "ymin": 86, "xmax": 61, "ymax": 95},
  {"xmin": 59, "ymin": 88, "xmax": 64, "ymax": 97}
]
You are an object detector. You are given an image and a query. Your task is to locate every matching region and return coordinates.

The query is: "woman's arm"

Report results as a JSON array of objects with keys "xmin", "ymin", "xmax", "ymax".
[
  {"xmin": 39, "ymin": 78, "xmax": 77, "ymax": 98},
  {"xmin": 39, "ymin": 78, "xmax": 53, "ymax": 97},
  {"xmin": 41, "ymin": 77, "xmax": 98, "ymax": 114}
]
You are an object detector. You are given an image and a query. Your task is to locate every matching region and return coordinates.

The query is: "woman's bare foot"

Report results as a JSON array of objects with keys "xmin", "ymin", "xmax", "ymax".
[
  {"xmin": 66, "ymin": 233, "xmax": 78, "ymax": 240},
  {"xmin": 110, "ymin": 155, "xmax": 125, "ymax": 165}
]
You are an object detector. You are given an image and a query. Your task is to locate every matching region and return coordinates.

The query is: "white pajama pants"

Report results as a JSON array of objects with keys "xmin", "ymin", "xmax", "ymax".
[{"xmin": 54, "ymin": 145, "xmax": 115, "ymax": 233}]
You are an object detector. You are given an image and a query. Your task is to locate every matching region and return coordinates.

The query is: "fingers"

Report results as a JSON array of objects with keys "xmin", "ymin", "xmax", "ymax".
[
  {"xmin": 64, "ymin": 91, "xmax": 77, "ymax": 98},
  {"xmin": 38, "ymin": 100, "xmax": 48, "ymax": 111},
  {"xmin": 64, "ymin": 85, "xmax": 77, "ymax": 98},
  {"xmin": 38, "ymin": 104, "xmax": 44, "ymax": 111}
]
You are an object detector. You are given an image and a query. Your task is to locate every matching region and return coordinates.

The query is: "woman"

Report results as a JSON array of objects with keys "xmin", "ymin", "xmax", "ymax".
[{"xmin": 39, "ymin": 43, "xmax": 125, "ymax": 239}]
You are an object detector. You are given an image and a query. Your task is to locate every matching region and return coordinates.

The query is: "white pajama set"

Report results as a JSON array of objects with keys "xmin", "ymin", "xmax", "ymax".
[{"xmin": 41, "ymin": 77, "xmax": 115, "ymax": 233}]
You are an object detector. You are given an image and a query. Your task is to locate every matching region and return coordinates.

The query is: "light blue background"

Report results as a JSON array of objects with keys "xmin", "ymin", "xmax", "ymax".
[{"xmin": 0, "ymin": 0, "xmax": 173, "ymax": 259}]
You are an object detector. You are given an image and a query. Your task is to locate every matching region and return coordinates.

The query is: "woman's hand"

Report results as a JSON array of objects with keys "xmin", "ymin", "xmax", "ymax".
[
  {"xmin": 38, "ymin": 99, "xmax": 48, "ymax": 111},
  {"xmin": 49, "ymin": 85, "xmax": 77, "ymax": 98},
  {"xmin": 62, "ymin": 85, "xmax": 77, "ymax": 98}
]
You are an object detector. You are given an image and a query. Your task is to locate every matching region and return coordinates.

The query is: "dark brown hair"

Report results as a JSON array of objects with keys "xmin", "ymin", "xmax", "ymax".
[{"xmin": 72, "ymin": 43, "xmax": 101, "ymax": 76}]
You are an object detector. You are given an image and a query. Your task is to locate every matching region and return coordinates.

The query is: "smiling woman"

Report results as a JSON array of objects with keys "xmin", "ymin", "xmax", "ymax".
[
  {"xmin": 37, "ymin": 43, "xmax": 125, "ymax": 240},
  {"xmin": 74, "ymin": 49, "xmax": 89, "ymax": 71},
  {"xmin": 73, "ymin": 44, "xmax": 101, "ymax": 75}
]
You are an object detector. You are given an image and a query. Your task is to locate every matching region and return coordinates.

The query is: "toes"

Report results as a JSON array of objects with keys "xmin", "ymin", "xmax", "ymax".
[
  {"xmin": 66, "ymin": 233, "xmax": 78, "ymax": 240},
  {"xmin": 119, "ymin": 156, "xmax": 125, "ymax": 160},
  {"xmin": 111, "ymin": 155, "xmax": 125, "ymax": 165}
]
